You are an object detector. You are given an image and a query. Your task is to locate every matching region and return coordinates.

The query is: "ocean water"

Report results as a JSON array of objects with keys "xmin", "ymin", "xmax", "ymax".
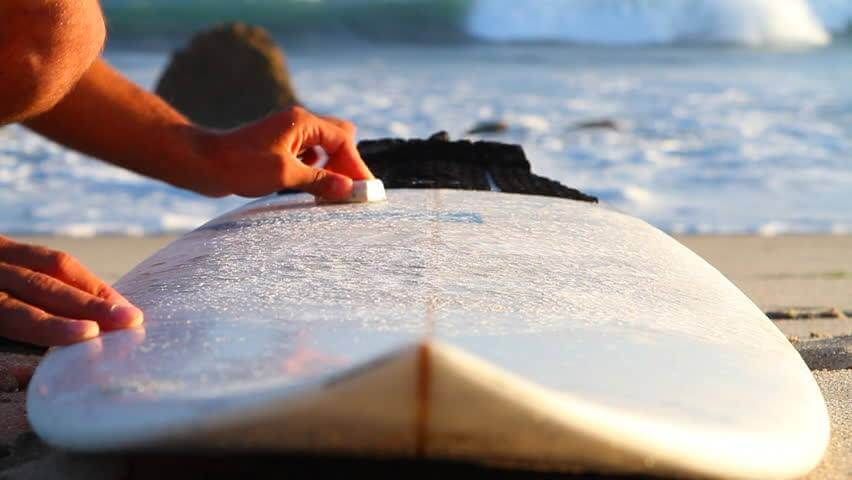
[
  {"xmin": 102, "ymin": 0, "xmax": 852, "ymax": 46},
  {"xmin": 2, "ymin": 1, "xmax": 852, "ymax": 236}
]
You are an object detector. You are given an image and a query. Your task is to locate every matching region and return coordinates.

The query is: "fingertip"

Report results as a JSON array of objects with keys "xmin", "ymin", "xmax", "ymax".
[
  {"xmin": 58, "ymin": 320, "xmax": 100, "ymax": 345},
  {"xmin": 326, "ymin": 142, "xmax": 374, "ymax": 181},
  {"xmin": 353, "ymin": 154, "xmax": 376, "ymax": 180},
  {"xmin": 105, "ymin": 304, "xmax": 145, "ymax": 330},
  {"xmin": 316, "ymin": 173, "xmax": 354, "ymax": 201}
]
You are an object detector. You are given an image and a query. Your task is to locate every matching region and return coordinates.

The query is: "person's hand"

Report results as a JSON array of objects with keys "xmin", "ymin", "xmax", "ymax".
[
  {"xmin": 202, "ymin": 106, "xmax": 374, "ymax": 201},
  {"xmin": 0, "ymin": 236, "xmax": 143, "ymax": 346}
]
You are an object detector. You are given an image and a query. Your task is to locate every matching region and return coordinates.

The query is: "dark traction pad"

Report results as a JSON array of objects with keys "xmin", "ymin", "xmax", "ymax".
[{"xmin": 282, "ymin": 132, "xmax": 597, "ymax": 203}]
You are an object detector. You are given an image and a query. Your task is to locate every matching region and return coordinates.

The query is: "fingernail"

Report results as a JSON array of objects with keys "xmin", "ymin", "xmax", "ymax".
[{"xmin": 109, "ymin": 304, "xmax": 144, "ymax": 328}]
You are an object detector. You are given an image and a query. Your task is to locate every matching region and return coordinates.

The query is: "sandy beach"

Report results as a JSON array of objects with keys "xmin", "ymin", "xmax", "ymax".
[{"xmin": 2, "ymin": 233, "xmax": 850, "ymax": 479}]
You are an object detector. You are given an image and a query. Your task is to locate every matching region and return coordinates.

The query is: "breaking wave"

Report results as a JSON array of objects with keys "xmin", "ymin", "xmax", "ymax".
[
  {"xmin": 102, "ymin": 0, "xmax": 852, "ymax": 47},
  {"xmin": 468, "ymin": 0, "xmax": 847, "ymax": 46}
]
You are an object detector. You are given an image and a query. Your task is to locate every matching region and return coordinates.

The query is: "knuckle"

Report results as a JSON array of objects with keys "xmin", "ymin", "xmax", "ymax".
[
  {"xmin": 288, "ymin": 105, "xmax": 309, "ymax": 122},
  {"xmin": 83, "ymin": 295, "xmax": 108, "ymax": 314},
  {"xmin": 48, "ymin": 251, "xmax": 74, "ymax": 274},
  {"xmin": 93, "ymin": 283, "xmax": 112, "ymax": 300},
  {"xmin": 23, "ymin": 270, "xmax": 53, "ymax": 290},
  {"xmin": 0, "ymin": 291, "xmax": 10, "ymax": 305},
  {"xmin": 31, "ymin": 309, "xmax": 50, "ymax": 325}
]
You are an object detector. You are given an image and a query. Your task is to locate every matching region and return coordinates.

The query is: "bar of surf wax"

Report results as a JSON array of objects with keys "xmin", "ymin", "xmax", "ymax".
[
  {"xmin": 351, "ymin": 179, "xmax": 386, "ymax": 202},
  {"xmin": 317, "ymin": 179, "xmax": 386, "ymax": 204}
]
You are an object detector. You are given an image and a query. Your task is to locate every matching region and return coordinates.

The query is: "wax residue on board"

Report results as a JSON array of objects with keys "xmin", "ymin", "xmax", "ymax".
[
  {"xmin": 102, "ymin": 190, "xmax": 794, "ymax": 423},
  {"xmin": 117, "ymin": 191, "xmax": 776, "ymax": 343}
]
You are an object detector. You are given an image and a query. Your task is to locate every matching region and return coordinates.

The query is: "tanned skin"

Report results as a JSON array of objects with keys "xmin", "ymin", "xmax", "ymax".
[{"xmin": 0, "ymin": 1, "xmax": 374, "ymax": 346}]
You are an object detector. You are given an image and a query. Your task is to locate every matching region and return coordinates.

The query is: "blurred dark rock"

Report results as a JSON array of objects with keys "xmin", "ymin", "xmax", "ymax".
[
  {"xmin": 155, "ymin": 22, "xmax": 299, "ymax": 129},
  {"xmin": 428, "ymin": 131, "xmax": 451, "ymax": 142},
  {"xmin": 466, "ymin": 120, "xmax": 509, "ymax": 135},
  {"xmin": 571, "ymin": 119, "xmax": 620, "ymax": 131},
  {"xmin": 792, "ymin": 335, "xmax": 852, "ymax": 370}
]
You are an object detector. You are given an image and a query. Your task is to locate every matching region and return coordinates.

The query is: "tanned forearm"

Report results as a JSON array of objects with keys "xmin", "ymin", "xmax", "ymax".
[
  {"xmin": 24, "ymin": 60, "xmax": 224, "ymax": 196},
  {"xmin": 0, "ymin": 0, "xmax": 373, "ymax": 348},
  {"xmin": 0, "ymin": 0, "xmax": 106, "ymax": 123},
  {"xmin": 23, "ymin": 57, "xmax": 374, "ymax": 199}
]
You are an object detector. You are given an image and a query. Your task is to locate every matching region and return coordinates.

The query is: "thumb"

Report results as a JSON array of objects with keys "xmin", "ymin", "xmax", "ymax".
[{"xmin": 291, "ymin": 162, "xmax": 354, "ymax": 201}]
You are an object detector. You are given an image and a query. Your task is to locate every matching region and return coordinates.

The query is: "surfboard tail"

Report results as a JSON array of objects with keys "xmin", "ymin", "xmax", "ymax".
[
  {"xmin": 30, "ymin": 337, "xmax": 826, "ymax": 479},
  {"xmin": 161, "ymin": 339, "xmax": 820, "ymax": 479}
]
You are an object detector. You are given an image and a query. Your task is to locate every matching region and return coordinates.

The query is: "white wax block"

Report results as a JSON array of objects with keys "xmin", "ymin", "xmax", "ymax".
[
  {"xmin": 316, "ymin": 179, "xmax": 386, "ymax": 204},
  {"xmin": 351, "ymin": 179, "xmax": 386, "ymax": 202}
]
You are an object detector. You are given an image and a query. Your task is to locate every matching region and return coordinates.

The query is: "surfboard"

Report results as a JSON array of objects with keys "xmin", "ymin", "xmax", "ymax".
[{"xmin": 27, "ymin": 189, "xmax": 829, "ymax": 479}]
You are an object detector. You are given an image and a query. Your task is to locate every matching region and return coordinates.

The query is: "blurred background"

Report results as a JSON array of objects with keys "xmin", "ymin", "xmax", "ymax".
[{"xmin": 1, "ymin": 0, "xmax": 851, "ymax": 236}]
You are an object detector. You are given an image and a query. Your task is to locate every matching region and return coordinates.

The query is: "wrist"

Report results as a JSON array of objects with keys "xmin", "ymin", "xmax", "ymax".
[{"xmin": 182, "ymin": 126, "xmax": 234, "ymax": 197}]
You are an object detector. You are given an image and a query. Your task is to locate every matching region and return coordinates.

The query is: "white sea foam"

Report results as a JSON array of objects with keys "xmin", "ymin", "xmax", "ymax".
[
  {"xmin": 468, "ymin": 0, "xmax": 839, "ymax": 46},
  {"xmin": 1, "ymin": 45, "xmax": 851, "ymax": 235}
]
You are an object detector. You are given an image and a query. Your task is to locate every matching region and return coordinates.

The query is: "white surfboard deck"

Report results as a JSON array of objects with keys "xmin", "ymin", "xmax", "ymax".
[{"xmin": 27, "ymin": 189, "xmax": 829, "ymax": 479}]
